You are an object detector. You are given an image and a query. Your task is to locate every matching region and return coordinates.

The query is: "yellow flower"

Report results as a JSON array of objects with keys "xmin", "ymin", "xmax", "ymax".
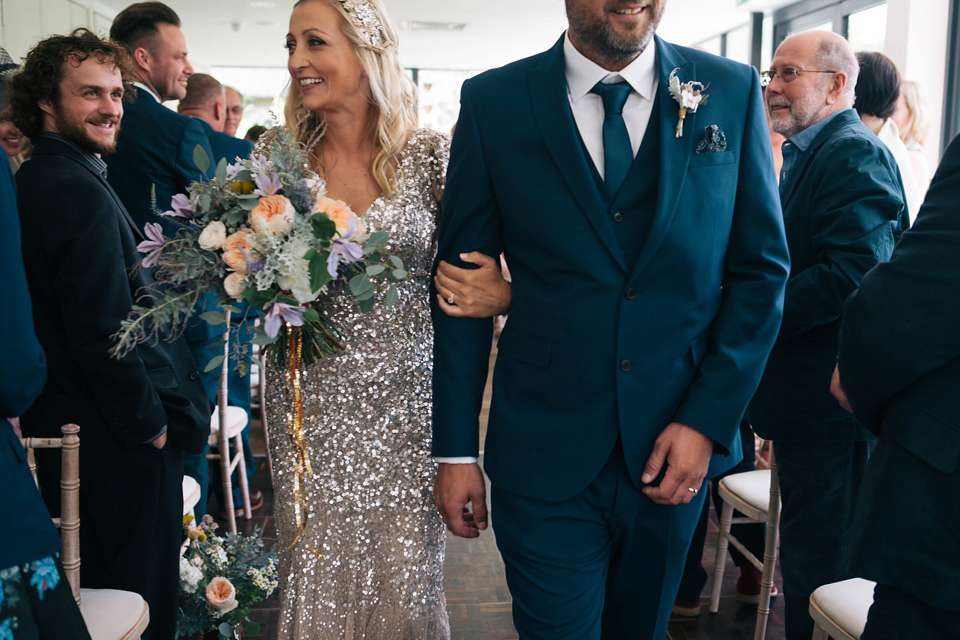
[{"xmin": 231, "ymin": 180, "xmax": 255, "ymax": 195}]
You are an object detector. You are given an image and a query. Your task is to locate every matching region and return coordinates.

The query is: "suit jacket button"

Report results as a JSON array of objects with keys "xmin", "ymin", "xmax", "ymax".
[
  {"xmin": 612, "ymin": 212, "xmax": 623, "ymax": 223},
  {"xmin": 625, "ymin": 287, "xmax": 638, "ymax": 299},
  {"xmin": 620, "ymin": 359, "xmax": 633, "ymax": 372},
  {"xmin": 188, "ymin": 371, "xmax": 200, "ymax": 381}
]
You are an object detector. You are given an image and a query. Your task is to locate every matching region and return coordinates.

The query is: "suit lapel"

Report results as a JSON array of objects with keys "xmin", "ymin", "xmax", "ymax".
[
  {"xmin": 528, "ymin": 37, "xmax": 627, "ymax": 271},
  {"xmin": 630, "ymin": 37, "xmax": 695, "ymax": 279}
]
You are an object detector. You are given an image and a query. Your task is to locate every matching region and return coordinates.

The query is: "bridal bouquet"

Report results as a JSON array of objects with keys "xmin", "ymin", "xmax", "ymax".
[
  {"xmin": 177, "ymin": 515, "xmax": 278, "ymax": 639},
  {"xmin": 110, "ymin": 127, "xmax": 407, "ymax": 369}
]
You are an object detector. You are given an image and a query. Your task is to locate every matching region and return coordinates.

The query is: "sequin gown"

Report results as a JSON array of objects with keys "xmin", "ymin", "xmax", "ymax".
[{"xmin": 264, "ymin": 129, "xmax": 451, "ymax": 639}]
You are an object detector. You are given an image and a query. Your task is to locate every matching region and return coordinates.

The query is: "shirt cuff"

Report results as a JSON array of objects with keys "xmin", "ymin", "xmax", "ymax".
[
  {"xmin": 145, "ymin": 425, "xmax": 167, "ymax": 444},
  {"xmin": 435, "ymin": 456, "xmax": 478, "ymax": 464}
]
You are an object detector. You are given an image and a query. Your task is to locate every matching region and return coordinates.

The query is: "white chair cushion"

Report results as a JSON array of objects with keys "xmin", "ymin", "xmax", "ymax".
[
  {"xmin": 182, "ymin": 475, "xmax": 201, "ymax": 516},
  {"xmin": 719, "ymin": 469, "xmax": 771, "ymax": 514},
  {"xmin": 80, "ymin": 588, "xmax": 149, "ymax": 640},
  {"xmin": 811, "ymin": 578, "xmax": 876, "ymax": 639},
  {"xmin": 208, "ymin": 405, "xmax": 249, "ymax": 445}
]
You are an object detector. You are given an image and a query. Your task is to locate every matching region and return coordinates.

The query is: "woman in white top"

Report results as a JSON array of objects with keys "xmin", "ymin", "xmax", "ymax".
[
  {"xmin": 854, "ymin": 51, "xmax": 922, "ymax": 225},
  {"xmin": 893, "ymin": 80, "xmax": 932, "ymax": 196}
]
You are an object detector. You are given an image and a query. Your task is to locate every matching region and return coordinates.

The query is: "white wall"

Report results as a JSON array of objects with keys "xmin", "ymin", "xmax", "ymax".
[
  {"xmin": 1, "ymin": 0, "xmax": 114, "ymax": 63},
  {"xmin": 884, "ymin": 0, "xmax": 951, "ymax": 162}
]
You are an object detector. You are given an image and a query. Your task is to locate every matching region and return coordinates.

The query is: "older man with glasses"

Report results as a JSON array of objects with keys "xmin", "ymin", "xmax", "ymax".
[{"xmin": 748, "ymin": 30, "xmax": 908, "ymax": 640}]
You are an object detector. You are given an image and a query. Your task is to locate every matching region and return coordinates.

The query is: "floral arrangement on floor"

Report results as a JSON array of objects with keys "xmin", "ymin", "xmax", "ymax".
[
  {"xmin": 177, "ymin": 515, "xmax": 278, "ymax": 639},
  {"xmin": 109, "ymin": 126, "xmax": 408, "ymax": 369}
]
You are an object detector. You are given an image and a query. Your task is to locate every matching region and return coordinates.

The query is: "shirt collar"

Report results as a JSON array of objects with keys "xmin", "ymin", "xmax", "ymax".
[
  {"xmin": 132, "ymin": 81, "xmax": 160, "ymax": 103},
  {"xmin": 38, "ymin": 132, "xmax": 109, "ymax": 178},
  {"xmin": 786, "ymin": 107, "xmax": 852, "ymax": 151},
  {"xmin": 564, "ymin": 31, "xmax": 658, "ymax": 102}
]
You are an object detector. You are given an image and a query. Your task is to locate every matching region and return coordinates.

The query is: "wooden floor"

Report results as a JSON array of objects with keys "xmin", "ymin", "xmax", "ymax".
[{"xmin": 223, "ymin": 341, "xmax": 785, "ymax": 639}]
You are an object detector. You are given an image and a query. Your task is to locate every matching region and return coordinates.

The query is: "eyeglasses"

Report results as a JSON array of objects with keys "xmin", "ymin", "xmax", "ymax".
[{"xmin": 760, "ymin": 67, "xmax": 837, "ymax": 87}]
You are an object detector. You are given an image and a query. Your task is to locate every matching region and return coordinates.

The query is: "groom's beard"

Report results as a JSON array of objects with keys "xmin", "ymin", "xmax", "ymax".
[
  {"xmin": 53, "ymin": 102, "xmax": 121, "ymax": 156},
  {"xmin": 566, "ymin": 1, "xmax": 666, "ymax": 63}
]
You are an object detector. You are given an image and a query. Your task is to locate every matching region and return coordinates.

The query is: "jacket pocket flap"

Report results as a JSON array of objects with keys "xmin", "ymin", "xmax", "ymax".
[
  {"xmin": 497, "ymin": 329, "xmax": 552, "ymax": 368},
  {"xmin": 688, "ymin": 151, "xmax": 736, "ymax": 167},
  {"xmin": 146, "ymin": 366, "xmax": 177, "ymax": 390}
]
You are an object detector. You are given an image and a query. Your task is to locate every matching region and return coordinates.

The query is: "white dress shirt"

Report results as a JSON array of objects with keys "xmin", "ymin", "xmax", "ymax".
[
  {"xmin": 437, "ymin": 34, "xmax": 659, "ymax": 466},
  {"xmin": 564, "ymin": 32, "xmax": 659, "ymax": 180},
  {"xmin": 132, "ymin": 81, "xmax": 161, "ymax": 103}
]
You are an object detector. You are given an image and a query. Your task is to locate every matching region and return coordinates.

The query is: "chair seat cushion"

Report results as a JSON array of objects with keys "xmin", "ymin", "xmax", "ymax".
[
  {"xmin": 810, "ymin": 578, "xmax": 876, "ymax": 639},
  {"xmin": 719, "ymin": 469, "xmax": 771, "ymax": 514},
  {"xmin": 80, "ymin": 588, "xmax": 149, "ymax": 640},
  {"xmin": 208, "ymin": 406, "xmax": 249, "ymax": 445},
  {"xmin": 182, "ymin": 475, "xmax": 201, "ymax": 515}
]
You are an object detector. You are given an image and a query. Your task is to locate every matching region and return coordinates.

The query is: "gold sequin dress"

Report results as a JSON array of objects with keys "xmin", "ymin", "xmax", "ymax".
[{"xmin": 264, "ymin": 129, "xmax": 451, "ymax": 639}]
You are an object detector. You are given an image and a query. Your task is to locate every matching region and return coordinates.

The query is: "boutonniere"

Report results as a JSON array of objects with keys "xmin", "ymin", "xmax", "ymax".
[{"xmin": 668, "ymin": 68, "xmax": 709, "ymax": 138}]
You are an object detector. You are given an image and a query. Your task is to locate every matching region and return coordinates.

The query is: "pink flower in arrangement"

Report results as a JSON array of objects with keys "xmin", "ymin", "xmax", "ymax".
[
  {"xmin": 205, "ymin": 577, "xmax": 238, "ymax": 613},
  {"xmin": 249, "ymin": 195, "xmax": 295, "ymax": 235},
  {"xmin": 222, "ymin": 229, "xmax": 259, "ymax": 275},
  {"xmin": 316, "ymin": 196, "xmax": 367, "ymax": 242}
]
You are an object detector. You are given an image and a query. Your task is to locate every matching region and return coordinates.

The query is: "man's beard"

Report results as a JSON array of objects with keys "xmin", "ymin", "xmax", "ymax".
[
  {"xmin": 54, "ymin": 104, "xmax": 119, "ymax": 155},
  {"xmin": 767, "ymin": 91, "xmax": 826, "ymax": 139},
  {"xmin": 566, "ymin": 1, "xmax": 664, "ymax": 64}
]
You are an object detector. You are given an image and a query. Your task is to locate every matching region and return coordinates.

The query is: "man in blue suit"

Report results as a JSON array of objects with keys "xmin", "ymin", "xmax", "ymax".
[
  {"xmin": 832, "ymin": 134, "xmax": 960, "ymax": 639},
  {"xmin": 748, "ymin": 31, "xmax": 906, "ymax": 640},
  {"xmin": 177, "ymin": 71, "xmax": 260, "ymax": 518},
  {"xmin": 105, "ymin": 2, "xmax": 213, "ymax": 238},
  {"xmin": 431, "ymin": 1, "xmax": 790, "ymax": 637}
]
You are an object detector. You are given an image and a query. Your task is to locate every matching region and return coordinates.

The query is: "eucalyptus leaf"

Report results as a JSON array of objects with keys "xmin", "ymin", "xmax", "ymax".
[
  {"xmin": 224, "ymin": 208, "xmax": 245, "ymax": 225},
  {"xmin": 309, "ymin": 252, "xmax": 333, "ymax": 291},
  {"xmin": 302, "ymin": 307, "xmax": 320, "ymax": 323},
  {"xmin": 205, "ymin": 340, "xmax": 227, "ymax": 350},
  {"xmin": 218, "ymin": 622, "xmax": 233, "ymax": 638},
  {"xmin": 199, "ymin": 193, "xmax": 212, "ymax": 213},
  {"xmin": 244, "ymin": 622, "xmax": 261, "ymax": 636},
  {"xmin": 199, "ymin": 310, "xmax": 226, "ymax": 325},
  {"xmin": 238, "ymin": 196, "xmax": 260, "ymax": 211},
  {"xmin": 356, "ymin": 287, "xmax": 374, "ymax": 301},
  {"xmin": 366, "ymin": 265, "xmax": 385, "ymax": 276},
  {"xmin": 389, "ymin": 255, "xmax": 403, "ymax": 269},
  {"xmin": 358, "ymin": 296, "xmax": 375, "ymax": 313},
  {"xmin": 391, "ymin": 269, "xmax": 408, "ymax": 280},
  {"xmin": 215, "ymin": 157, "xmax": 228, "ymax": 184},
  {"xmin": 221, "ymin": 304, "xmax": 241, "ymax": 313},
  {"xmin": 368, "ymin": 231, "xmax": 389, "ymax": 246},
  {"xmin": 348, "ymin": 274, "xmax": 373, "ymax": 296},
  {"xmin": 193, "ymin": 144, "xmax": 210, "ymax": 175},
  {"xmin": 386, "ymin": 284, "xmax": 398, "ymax": 306},
  {"xmin": 232, "ymin": 168, "xmax": 252, "ymax": 182},
  {"xmin": 204, "ymin": 354, "xmax": 226, "ymax": 372},
  {"xmin": 252, "ymin": 331, "xmax": 278, "ymax": 346}
]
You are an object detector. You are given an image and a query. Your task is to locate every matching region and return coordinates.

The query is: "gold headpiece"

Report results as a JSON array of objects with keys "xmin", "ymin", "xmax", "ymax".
[{"xmin": 338, "ymin": 0, "xmax": 389, "ymax": 51}]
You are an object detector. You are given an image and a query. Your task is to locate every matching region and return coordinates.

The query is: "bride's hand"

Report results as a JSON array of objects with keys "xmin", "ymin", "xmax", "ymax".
[{"xmin": 435, "ymin": 252, "xmax": 512, "ymax": 318}]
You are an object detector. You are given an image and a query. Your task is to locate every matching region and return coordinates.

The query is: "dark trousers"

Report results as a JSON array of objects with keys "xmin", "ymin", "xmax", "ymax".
[
  {"xmin": 491, "ymin": 440, "xmax": 706, "ymax": 640},
  {"xmin": 776, "ymin": 439, "xmax": 872, "ymax": 640},
  {"xmin": 676, "ymin": 417, "xmax": 765, "ymax": 601},
  {"xmin": 862, "ymin": 583, "xmax": 960, "ymax": 640},
  {"xmin": 78, "ymin": 445, "xmax": 184, "ymax": 640}
]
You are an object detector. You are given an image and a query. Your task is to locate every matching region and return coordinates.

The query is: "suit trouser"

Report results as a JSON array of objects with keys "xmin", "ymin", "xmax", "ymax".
[
  {"xmin": 775, "ymin": 439, "xmax": 872, "ymax": 640},
  {"xmin": 78, "ymin": 445, "xmax": 183, "ymax": 640},
  {"xmin": 491, "ymin": 439, "xmax": 706, "ymax": 640}
]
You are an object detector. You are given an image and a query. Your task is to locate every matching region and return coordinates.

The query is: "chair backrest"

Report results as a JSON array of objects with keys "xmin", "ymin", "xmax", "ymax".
[{"xmin": 20, "ymin": 423, "xmax": 82, "ymax": 605}]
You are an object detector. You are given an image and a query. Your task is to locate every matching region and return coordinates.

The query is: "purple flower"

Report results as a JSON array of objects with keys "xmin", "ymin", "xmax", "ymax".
[
  {"xmin": 137, "ymin": 222, "xmax": 166, "ymax": 268},
  {"xmin": 225, "ymin": 161, "xmax": 245, "ymax": 181},
  {"xmin": 263, "ymin": 301, "xmax": 305, "ymax": 339},
  {"xmin": 326, "ymin": 218, "xmax": 363, "ymax": 278},
  {"xmin": 160, "ymin": 193, "xmax": 194, "ymax": 219}
]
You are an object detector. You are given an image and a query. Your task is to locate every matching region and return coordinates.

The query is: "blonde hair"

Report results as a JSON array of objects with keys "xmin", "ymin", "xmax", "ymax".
[
  {"xmin": 898, "ymin": 80, "xmax": 930, "ymax": 147},
  {"xmin": 283, "ymin": 0, "xmax": 418, "ymax": 199}
]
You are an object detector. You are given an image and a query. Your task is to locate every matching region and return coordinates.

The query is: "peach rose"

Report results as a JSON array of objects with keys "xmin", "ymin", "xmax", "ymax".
[
  {"xmin": 249, "ymin": 195, "xmax": 295, "ymax": 235},
  {"xmin": 222, "ymin": 229, "xmax": 259, "ymax": 275},
  {"xmin": 223, "ymin": 272, "xmax": 247, "ymax": 300},
  {"xmin": 316, "ymin": 197, "xmax": 367, "ymax": 242},
  {"xmin": 205, "ymin": 577, "xmax": 238, "ymax": 613},
  {"xmin": 197, "ymin": 221, "xmax": 227, "ymax": 251}
]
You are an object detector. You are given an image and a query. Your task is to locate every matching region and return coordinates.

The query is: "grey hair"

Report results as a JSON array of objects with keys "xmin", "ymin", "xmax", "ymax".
[{"xmin": 814, "ymin": 36, "xmax": 859, "ymax": 96}]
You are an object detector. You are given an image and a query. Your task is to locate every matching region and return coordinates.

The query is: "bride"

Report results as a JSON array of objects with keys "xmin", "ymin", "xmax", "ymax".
[{"xmin": 264, "ymin": 1, "xmax": 509, "ymax": 637}]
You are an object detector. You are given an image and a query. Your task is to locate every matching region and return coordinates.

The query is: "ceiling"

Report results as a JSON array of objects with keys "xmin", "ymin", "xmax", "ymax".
[{"xmin": 89, "ymin": 0, "xmax": 787, "ymax": 73}]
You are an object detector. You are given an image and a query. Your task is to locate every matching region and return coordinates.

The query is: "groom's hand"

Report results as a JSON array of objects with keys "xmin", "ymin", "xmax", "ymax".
[
  {"xmin": 435, "ymin": 462, "xmax": 488, "ymax": 538},
  {"xmin": 641, "ymin": 422, "xmax": 712, "ymax": 505}
]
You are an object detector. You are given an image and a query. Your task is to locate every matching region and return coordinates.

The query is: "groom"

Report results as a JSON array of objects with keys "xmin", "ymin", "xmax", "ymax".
[{"xmin": 432, "ymin": 1, "xmax": 790, "ymax": 637}]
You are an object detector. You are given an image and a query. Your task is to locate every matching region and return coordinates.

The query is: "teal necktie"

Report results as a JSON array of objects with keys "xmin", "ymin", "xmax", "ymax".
[{"xmin": 591, "ymin": 80, "xmax": 634, "ymax": 195}]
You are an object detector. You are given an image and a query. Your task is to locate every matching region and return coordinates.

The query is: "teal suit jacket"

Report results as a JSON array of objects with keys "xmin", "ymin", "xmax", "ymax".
[{"xmin": 432, "ymin": 36, "xmax": 790, "ymax": 501}]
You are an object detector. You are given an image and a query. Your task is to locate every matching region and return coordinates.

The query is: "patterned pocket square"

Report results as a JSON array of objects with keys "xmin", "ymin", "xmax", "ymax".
[{"xmin": 695, "ymin": 124, "xmax": 727, "ymax": 154}]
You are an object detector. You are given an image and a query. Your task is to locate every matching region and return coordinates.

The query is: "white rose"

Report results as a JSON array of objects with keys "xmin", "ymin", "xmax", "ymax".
[
  {"xmin": 198, "ymin": 221, "xmax": 227, "ymax": 250},
  {"xmin": 224, "ymin": 272, "xmax": 247, "ymax": 300}
]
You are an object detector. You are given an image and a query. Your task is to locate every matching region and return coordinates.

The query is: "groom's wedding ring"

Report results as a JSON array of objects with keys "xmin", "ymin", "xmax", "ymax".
[
  {"xmin": 447, "ymin": 293, "xmax": 455, "ymax": 305},
  {"xmin": 687, "ymin": 487, "xmax": 699, "ymax": 495}
]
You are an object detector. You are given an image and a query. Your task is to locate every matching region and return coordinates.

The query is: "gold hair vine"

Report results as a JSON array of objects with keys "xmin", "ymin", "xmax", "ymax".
[{"xmin": 338, "ymin": 0, "xmax": 388, "ymax": 51}]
